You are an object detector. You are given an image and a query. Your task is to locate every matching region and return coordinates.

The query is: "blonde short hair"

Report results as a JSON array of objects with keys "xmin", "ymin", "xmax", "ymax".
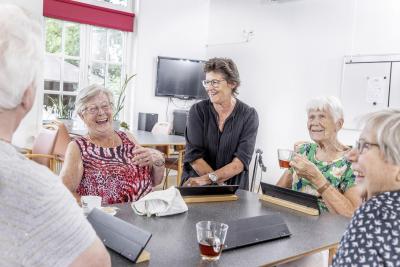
[
  {"xmin": 74, "ymin": 84, "xmax": 114, "ymax": 115},
  {"xmin": 363, "ymin": 109, "xmax": 400, "ymax": 165}
]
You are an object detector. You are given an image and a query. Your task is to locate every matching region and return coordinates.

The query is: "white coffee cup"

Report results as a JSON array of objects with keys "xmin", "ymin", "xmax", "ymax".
[{"xmin": 81, "ymin": 195, "xmax": 102, "ymax": 215}]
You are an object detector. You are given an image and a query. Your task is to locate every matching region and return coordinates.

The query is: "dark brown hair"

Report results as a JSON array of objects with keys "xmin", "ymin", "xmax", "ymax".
[{"xmin": 204, "ymin": 57, "xmax": 240, "ymax": 96}]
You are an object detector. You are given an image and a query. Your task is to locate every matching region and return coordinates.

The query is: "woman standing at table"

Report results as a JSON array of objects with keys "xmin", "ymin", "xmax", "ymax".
[
  {"xmin": 333, "ymin": 109, "xmax": 400, "ymax": 266},
  {"xmin": 181, "ymin": 57, "xmax": 259, "ymax": 190},
  {"xmin": 61, "ymin": 84, "xmax": 165, "ymax": 204}
]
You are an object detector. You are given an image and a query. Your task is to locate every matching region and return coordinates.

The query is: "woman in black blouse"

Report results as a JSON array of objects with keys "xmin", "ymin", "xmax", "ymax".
[
  {"xmin": 333, "ymin": 109, "xmax": 400, "ymax": 266},
  {"xmin": 181, "ymin": 57, "xmax": 259, "ymax": 190}
]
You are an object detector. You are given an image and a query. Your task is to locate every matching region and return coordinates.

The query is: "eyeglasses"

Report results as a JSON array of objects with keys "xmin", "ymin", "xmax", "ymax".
[
  {"xmin": 202, "ymin": 79, "xmax": 226, "ymax": 88},
  {"xmin": 83, "ymin": 102, "xmax": 112, "ymax": 115},
  {"xmin": 355, "ymin": 139, "xmax": 379, "ymax": 154}
]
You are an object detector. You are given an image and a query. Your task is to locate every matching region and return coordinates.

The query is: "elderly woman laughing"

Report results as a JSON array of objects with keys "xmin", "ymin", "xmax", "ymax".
[
  {"xmin": 61, "ymin": 84, "xmax": 165, "ymax": 205},
  {"xmin": 277, "ymin": 96, "xmax": 362, "ymax": 217}
]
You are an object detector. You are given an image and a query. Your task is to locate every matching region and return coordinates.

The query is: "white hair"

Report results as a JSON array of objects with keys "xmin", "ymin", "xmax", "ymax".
[
  {"xmin": 363, "ymin": 109, "xmax": 400, "ymax": 165},
  {"xmin": 75, "ymin": 84, "xmax": 114, "ymax": 115},
  {"xmin": 306, "ymin": 96, "xmax": 344, "ymax": 122},
  {"xmin": 0, "ymin": 4, "xmax": 42, "ymax": 111}
]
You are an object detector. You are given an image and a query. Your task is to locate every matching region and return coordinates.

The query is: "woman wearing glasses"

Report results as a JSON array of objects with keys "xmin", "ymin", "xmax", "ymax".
[
  {"xmin": 61, "ymin": 84, "xmax": 165, "ymax": 204},
  {"xmin": 277, "ymin": 96, "xmax": 362, "ymax": 218},
  {"xmin": 332, "ymin": 109, "xmax": 400, "ymax": 266},
  {"xmin": 181, "ymin": 57, "xmax": 259, "ymax": 189}
]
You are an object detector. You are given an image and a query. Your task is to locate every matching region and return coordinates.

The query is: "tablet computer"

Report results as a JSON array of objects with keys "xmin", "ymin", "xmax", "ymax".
[{"xmin": 176, "ymin": 185, "xmax": 239, "ymax": 196}]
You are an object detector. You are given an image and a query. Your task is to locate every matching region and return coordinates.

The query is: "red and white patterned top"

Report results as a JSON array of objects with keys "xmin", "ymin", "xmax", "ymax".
[{"xmin": 74, "ymin": 131, "xmax": 152, "ymax": 205}]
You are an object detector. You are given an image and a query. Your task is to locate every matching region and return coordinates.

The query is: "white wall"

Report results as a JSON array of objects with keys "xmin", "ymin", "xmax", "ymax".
[
  {"xmin": 0, "ymin": 0, "xmax": 44, "ymax": 147},
  {"xmin": 206, "ymin": 0, "xmax": 400, "ymax": 184},
  {"xmin": 129, "ymin": 0, "xmax": 210, "ymax": 129}
]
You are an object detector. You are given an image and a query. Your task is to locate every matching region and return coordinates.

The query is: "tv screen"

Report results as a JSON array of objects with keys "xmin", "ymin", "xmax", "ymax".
[{"xmin": 155, "ymin": 56, "xmax": 208, "ymax": 99}]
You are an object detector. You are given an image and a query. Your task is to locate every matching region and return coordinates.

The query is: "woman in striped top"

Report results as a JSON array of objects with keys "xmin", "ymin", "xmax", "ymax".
[{"xmin": 61, "ymin": 84, "xmax": 165, "ymax": 205}]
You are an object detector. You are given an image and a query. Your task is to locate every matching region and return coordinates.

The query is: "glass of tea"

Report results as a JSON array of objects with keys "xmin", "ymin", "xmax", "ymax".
[
  {"xmin": 277, "ymin": 149, "xmax": 294, "ymax": 168},
  {"xmin": 196, "ymin": 221, "xmax": 229, "ymax": 261}
]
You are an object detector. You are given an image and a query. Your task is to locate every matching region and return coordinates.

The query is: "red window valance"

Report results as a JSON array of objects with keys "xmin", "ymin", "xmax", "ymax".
[{"xmin": 43, "ymin": 0, "xmax": 134, "ymax": 32}]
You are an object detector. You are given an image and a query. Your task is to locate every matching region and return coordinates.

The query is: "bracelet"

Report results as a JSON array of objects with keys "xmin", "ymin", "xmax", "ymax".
[{"xmin": 317, "ymin": 182, "xmax": 330, "ymax": 195}]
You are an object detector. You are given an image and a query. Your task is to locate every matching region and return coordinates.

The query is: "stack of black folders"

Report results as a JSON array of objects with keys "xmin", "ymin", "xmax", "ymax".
[
  {"xmin": 87, "ymin": 208, "xmax": 151, "ymax": 263},
  {"xmin": 259, "ymin": 182, "xmax": 320, "ymax": 216},
  {"xmin": 223, "ymin": 214, "xmax": 291, "ymax": 251},
  {"xmin": 176, "ymin": 185, "xmax": 239, "ymax": 203}
]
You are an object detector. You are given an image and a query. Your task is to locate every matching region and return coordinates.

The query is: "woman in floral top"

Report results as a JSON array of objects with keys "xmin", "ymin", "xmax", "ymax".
[{"xmin": 277, "ymin": 96, "xmax": 362, "ymax": 217}]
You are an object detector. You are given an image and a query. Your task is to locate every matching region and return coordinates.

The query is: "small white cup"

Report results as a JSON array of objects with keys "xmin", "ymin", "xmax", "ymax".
[{"xmin": 81, "ymin": 195, "xmax": 102, "ymax": 215}]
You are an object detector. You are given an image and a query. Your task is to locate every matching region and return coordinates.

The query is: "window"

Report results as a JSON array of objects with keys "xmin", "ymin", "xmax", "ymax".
[{"xmin": 43, "ymin": 18, "xmax": 127, "ymax": 119}]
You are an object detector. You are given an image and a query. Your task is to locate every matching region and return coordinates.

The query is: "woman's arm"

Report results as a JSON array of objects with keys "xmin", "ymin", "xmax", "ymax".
[
  {"xmin": 290, "ymin": 155, "xmax": 362, "ymax": 217},
  {"xmin": 60, "ymin": 141, "xmax": 84, "ymax": 203},
  {"xmin": 184, "ymin": 157, "xmax": 244, "ymax": 186},
  {"xmin": 125, "ymin": 131, "xmax": 165, "ymax": 186},
  {"xmin": 276, "ymin": 170, "xmax": 293, "ymax": 188}
]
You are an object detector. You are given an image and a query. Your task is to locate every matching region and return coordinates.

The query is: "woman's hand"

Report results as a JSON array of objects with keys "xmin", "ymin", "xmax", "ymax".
[
  {"xmin": 183, "ymin": 176, "xmax": 211, "ymax": 187},
  {"xmin": 290, "ymin": 154, "xmax": 325, "ymax": 186},
  {"xmin": 132, "ymin": 146, "xmax": 159, "ymax": 167}
]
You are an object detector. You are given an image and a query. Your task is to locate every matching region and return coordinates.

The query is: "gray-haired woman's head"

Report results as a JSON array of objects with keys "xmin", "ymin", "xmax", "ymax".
[
  {"xmin": 204, "ymin": 57, "xmax": 241, "ymax": 96},
  {"xmin": 362, "ymin": 109, "xmax": 400, "ymax": 165},
  {"xmin": 75, "ymin": 84, "xmax": 114, "ymax": 116},
  {"xmin": 0, "ymin": 4, "xmax": 42, "ymax": 111},
  {"xmin": 306, "ymin": 96, "xmax": 344, "ymax": 122}
]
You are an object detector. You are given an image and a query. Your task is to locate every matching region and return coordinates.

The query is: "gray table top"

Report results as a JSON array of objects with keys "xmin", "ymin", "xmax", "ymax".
[
  {"xmin": 69, "ymin": 129, "xmax": 185, "ymax": 146},
  {"xmin": 109, "ymin": 190, "xmax": 350, "ymax": 266}
]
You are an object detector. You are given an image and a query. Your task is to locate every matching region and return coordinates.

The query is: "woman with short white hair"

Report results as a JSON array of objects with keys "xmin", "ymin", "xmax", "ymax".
[
  {"xmin": 277, "ymin": 96, "xmax": 362, "ymax": 217},
  {"xmin": 61, "ymin": 84, "xmax": 165, "ymax": 205},
  {"xmin": 333, "ymin": 109, "xmax": 400, "ymax": 266},
  {"xmin": 0, "ymin": 4, "xmax": 110, "ymax": 266}
]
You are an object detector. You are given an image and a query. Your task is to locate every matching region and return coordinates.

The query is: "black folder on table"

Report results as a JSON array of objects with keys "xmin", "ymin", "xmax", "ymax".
[
  {"xmin": 260, "ymin": 182, "xmax": 320, "ymax": 215},
  {"xmin": 87, "ymin": 208, "xmax": 151, "ymax": 263},
  {"xmin": 176, "ymin": 185, "xmax": 239, "ymax": 197},
  {"xmin": 223, "ymin": 214, "xmax": 291, "ymax": 251}
]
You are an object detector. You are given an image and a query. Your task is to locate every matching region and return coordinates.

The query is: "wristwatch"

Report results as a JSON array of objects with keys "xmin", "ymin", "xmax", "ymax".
[{"xmin": 208, "ymin": 172, "xmax": 218, "ymax": 184}]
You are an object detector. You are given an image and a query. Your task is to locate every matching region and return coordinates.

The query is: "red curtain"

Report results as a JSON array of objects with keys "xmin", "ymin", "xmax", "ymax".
[{"xmin": 43, "ymin": 0, "xmax": 134, "ymax": 32}]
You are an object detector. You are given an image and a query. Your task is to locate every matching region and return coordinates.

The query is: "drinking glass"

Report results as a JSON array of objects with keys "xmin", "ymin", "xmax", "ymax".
[
  {"xmin": 196, "ymin": 221, "xmax": 229, "ymax": 261},
  {"xmin": 277, "ymin": 149, "xmax": 294, "ymax": 168}
]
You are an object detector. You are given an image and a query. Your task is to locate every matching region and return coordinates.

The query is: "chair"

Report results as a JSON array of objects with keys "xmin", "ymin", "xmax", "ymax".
[
  {"xmin": 156, "ymin": 145, "xmax": 185, "ymax": 189},
  {"xmin": 25, "ymin": 121, "xmax": 71, "ymax": 174}
]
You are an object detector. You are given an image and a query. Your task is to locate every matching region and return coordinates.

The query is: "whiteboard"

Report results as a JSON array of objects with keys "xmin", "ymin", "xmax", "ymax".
[
  {"xmin": 341, "ymin": 62, "xmax": 391, "ymax": 130},
  {"xmin": 389, "ymin": 62, "xmax": 400, "ymax": 109}
]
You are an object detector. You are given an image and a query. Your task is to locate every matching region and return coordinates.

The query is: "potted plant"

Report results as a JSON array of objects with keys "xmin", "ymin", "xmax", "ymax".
[
  {"xmin": 48, "ymin": 97, "xmax": 74, "ymax": 131},
  {"xmin": 113, "ymin": 74, "xmax": 136, "ymax": 130}
]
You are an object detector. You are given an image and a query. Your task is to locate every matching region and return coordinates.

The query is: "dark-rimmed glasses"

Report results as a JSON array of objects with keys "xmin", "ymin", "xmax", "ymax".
[
  {"xmin": 202, "ymin": 79, "xmax": 226, "ymax": 88},
  {"xmin": 355, "ymin": 139, "xmax": 379, "ymax": 154}
]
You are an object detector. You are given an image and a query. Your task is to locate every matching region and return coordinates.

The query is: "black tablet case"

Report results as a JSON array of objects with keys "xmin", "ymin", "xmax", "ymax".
[
  {"xmin": 87, "ymin": 208, "xmax": 152, "ymax": 262},
  {"xmin": 176, "ymin": 185, "xmax": 239, "ymax": 196},
  {"xmin": 223, "ymin": 214, "xmax": 291, "ymax": 251},
  {"xmin": 261, "ymin": 182, "xmax": 320, "ymax": 213}
]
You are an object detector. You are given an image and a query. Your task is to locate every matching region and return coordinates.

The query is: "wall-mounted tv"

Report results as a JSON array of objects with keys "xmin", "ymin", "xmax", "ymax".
[{"xmin": 155, "ymin": 56, "xmax": 208, "ymax": 100}]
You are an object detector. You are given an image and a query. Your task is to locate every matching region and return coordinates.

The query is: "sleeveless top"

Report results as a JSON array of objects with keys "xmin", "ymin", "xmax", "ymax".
[
  {"xmin": 290, "ymin": 143, "xmax": 356, "ymax": 212},
  {"xmin": 74, "ymin": 131, "xmax": 153, "ymax": 204}
]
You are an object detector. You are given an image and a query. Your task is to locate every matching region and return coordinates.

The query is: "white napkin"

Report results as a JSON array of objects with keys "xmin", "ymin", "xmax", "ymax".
[{"xmin": 132, "ymin": 187, "xmax": 188, "ymax": 217}]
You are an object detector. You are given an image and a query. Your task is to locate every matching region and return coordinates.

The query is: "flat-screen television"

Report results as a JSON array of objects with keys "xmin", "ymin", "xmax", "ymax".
[{"xmin": 155, "ymin": 56, "xmax": 208, "ymax": 100}]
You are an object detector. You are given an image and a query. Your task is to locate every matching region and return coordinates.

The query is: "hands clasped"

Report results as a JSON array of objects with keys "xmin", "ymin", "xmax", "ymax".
[
  {"xmin": 132, "ymin": 146, "xmax": 155, "ymax": 167},
  {"xmin": 290, "ymin": 154, "xmax": 321, "ymax": 184}
]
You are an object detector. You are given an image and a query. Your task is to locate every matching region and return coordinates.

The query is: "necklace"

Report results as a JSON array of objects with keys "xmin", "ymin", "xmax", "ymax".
[{"xmin": 87, "ymin": 132, "xmax": 116, "ymax": 148}]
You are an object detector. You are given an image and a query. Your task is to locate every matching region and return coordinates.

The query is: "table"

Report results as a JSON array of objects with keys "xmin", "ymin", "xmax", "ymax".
[
  {"xmin": 69, "ymin": 129, "xmax": 185, "ymax": 146},
  {"xmin": 109, "ymin": 190, "xmax": 350, "ymax": 266}
]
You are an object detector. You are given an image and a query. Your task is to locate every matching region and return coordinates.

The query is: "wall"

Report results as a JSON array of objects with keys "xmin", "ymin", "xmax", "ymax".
[
  {"xmin": 0, "ymin": 0, "xmax": 44, "ymax": 147},
  {"xmin": 206, "ymin": 0, "xmax": 400, "ymax": 184},
  {"xmin": 129, "ymin": 0, "xmax": 210, "ymax": 129}
]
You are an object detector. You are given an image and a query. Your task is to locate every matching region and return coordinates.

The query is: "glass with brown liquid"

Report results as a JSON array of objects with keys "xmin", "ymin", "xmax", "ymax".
[
  {"xmin": 196, "ymin": 221, "xmax": 228, "ymax": 261},
  {"xmin": 278, "ymin": 149, "xmax": 294, "ymax": 169}
]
